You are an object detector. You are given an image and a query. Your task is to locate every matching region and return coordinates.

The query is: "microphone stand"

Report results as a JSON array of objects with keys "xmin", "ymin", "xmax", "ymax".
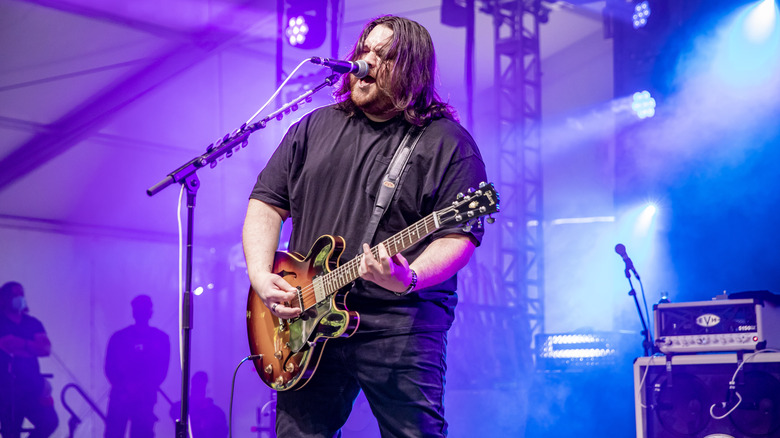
[
  {"xmin": 622, "ymin": 269, "xmax": 653, "ymax": 357},
  {"xmin": 146, "ymin": 73, "xmax": 340, "ymax": 438}
]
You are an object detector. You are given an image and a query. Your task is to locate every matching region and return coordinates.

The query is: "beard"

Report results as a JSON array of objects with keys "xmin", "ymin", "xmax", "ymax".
[{"xmin": 349, "ymin": 74, "xmax": 396, "ymax": 120}]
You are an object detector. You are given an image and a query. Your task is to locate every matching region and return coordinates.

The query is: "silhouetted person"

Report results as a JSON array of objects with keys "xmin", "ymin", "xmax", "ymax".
[
  {"xmin": 104, "ymin": 295, "xmax": 170, "ymax": 438},
  {"xmin": 0, "ymin": 281, "xmax": 58, "ymax": 438},
  {"xmin": 169, "ymin": 371, "xmax": 228, "ymax": 438}
]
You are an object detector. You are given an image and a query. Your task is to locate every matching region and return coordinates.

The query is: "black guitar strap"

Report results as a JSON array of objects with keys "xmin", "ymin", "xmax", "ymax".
[{"xmin": 360, "ymin": 122, "xmax": 428, "ymax": 251}]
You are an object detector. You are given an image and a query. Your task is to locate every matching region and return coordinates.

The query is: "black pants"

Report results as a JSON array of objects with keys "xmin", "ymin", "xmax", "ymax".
[
  {"xmin": 0, "ymin": 392, "xmax": 59, "ymax": 438},
  {"xmin": 104, "ymin": 393, "xmax": 157, "ymax": 438},
  {"xmin": 276, "ymin": 331, "xmax": 449, "ymax": 438}
]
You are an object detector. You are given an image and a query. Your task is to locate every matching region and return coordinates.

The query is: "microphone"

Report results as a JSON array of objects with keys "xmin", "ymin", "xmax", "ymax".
[
  {"xmin": 310, "ymin": 57, "xmax": 369, "ymax": 78},
  {"xmin": 614, "ymin": 243, "xmax": 640, "ymax": 280}
]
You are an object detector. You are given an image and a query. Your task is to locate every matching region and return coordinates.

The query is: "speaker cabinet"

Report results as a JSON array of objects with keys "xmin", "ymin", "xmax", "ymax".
[{"xmin": 634, "ymin": 353, "xmax": 780, "ymax": 438}]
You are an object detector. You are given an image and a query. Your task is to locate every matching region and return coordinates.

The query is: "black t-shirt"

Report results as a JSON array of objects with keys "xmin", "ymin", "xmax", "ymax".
[
  {"xmin": 105, "ymin": 324, "xmax": 170, "ymax": 403},
  {"xmin": 0, "ymin": 313, "xmax": 46, "ymax": 396},
  {"xmin": 250, "ymin": 105, "xmax": 487, "ymax": 334}
]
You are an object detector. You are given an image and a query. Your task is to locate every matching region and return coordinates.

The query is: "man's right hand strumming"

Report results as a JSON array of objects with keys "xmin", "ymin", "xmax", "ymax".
[{"xmin": 252, "ymin": 272, "xmax": 301, "ymax": 319}]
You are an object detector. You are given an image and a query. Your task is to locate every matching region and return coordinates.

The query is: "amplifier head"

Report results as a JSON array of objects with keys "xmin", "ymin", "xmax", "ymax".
[{"xmin": 654, "ymin": 298, "xmax": 780, "ymax": 354}]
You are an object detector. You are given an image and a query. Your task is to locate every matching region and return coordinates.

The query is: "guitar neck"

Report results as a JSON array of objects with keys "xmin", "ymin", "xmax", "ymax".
[
  {"xmin": 321, "ymin": 212, "xmax": 440, "ymax": 294},
  {"xmin": 301, "ymin": 182, "xmax": 497, "ymax": 308}
]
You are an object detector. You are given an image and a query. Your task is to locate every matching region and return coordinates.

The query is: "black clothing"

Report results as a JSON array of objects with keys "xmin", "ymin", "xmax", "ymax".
[
  {"xmin": 276, "ymin": 332, "xmax": 448, "ymax": 438},
  {"xmin": 0, "ymin": 314, "xmax": 58, "ymax": 438},
  {"xmin": 0, "ymin": 393, "xmax": 58, "ymax": 438},
  {"xmin": 104, "ymin": 324, "xmax": 170, "ymax": 438},
  {"xmin": 249, "ymin": 104, "xmax": 488, "ymax": 437},
  {"xmin": 169, "ymin": 398, "xmax": 228, "ymax": 438},
  {"xmin": 0, "ymin": 314, "xmax": 45, "ymax": 393},
  {"xmin": 251, "ymin": 105, "xmax": 487, "ymax": 335}
]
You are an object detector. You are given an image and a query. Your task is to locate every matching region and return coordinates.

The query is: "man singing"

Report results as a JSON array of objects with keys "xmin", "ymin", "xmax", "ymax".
[{"xmin": 243, "ymin": 15, "xmax": 488, "ymax": 437}]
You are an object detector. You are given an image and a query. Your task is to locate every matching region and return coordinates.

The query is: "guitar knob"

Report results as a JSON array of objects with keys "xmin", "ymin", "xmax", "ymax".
[
  {"xmin": 275, "ymin": 376, "xmax": 285, "ymax": 386},
  {"xmin": 285, "ymin": 362, "xmax": 297, "ymax": 373},
  {"xmin": 274, "ymin": 350, "xmax": 283, "ymax": 360},
  {"xmin": 264, "ymin": 364, "xmax": 273, "ymax": 375}
]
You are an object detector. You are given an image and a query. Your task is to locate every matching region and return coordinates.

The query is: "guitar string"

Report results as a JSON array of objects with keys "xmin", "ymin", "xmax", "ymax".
[
  {"xmin": 288, "ymin": 186, "xmax": 494, "ymax": 311},
  {"xmin": 293, "ymin": 218, "xmax": 428, "ymax": 307},
  {"xmin": 292, "ymin": 213, "xmax": 440, "ymax": 311}
]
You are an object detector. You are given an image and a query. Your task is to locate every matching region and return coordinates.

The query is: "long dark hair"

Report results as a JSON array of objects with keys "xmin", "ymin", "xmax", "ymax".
[{"xmin": 334, "ymin": 15, "xmax": 457, "ymax": 125}]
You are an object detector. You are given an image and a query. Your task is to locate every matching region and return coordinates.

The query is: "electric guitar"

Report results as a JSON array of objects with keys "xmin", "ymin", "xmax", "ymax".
[{"xmin": 246, "ymin": 182, "xmax": 499, "ymax": 391}]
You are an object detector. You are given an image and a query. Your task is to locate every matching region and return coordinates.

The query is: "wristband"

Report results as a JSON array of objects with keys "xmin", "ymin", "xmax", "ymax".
[{"xmin": 394, "ymin": 269, "xmax": 417, "ymax": 296}]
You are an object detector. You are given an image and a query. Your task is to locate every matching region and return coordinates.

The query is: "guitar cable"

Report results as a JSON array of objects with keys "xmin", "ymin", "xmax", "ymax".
[
  {"xmin": 709, "ymin": 348, "xmax": 780, "ymax": 420},
  {"xmin": 229, "ymin": 354, "xmax": 264, "ymax": 438}
]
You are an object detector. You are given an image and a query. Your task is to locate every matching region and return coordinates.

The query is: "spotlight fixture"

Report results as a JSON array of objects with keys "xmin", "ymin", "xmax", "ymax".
[
  {"xmin": 286, "ymin": 15, "xmax": 310, "ymax": 47},
  {"xmin": 631, "ymin": 90, "xmax": 656, "ymax": 119},
  {"xmin": 632, "ymin": 0, "xmax": 651, "ymax": 29},
  {"xmin": 285, "ymin": 0, "xmax": 326, "ymax": 49}
]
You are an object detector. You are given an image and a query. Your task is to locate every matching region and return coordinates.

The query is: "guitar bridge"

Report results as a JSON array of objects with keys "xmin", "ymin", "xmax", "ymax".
[{"xmin": 296, "ymin": 287, "xmax": 304, "ymax": 313}]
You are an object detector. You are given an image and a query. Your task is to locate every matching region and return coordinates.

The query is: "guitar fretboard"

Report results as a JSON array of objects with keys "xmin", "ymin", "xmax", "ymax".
[{"xmin": 304, "ymin": 212, "xmax": 440, "ymax": 306}]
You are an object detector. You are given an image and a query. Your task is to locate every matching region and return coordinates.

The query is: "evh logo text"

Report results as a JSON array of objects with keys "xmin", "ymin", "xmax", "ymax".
[{"xmin": 696, "ymin": 314, "xmax": 721, "ymax": 327}]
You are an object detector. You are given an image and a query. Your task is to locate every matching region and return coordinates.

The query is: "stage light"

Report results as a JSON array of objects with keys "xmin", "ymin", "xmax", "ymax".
[
  {"xmin": 637, "ymin": 203, "xmax": 658, "ymax": 230},
  {"xmin": 631, "ymin": 90, "xmax": 656, "ymax": 119},
  {"xmin": 713, "ymin": 0, "xmax": 780, "ymax": 87},
  {"xmin": 634, "ymin": 201, "xmax": 660, "ymax": 237},
  {"xmin": 745, "ymin": 0, "xmax": 778, "ymax": 43},
  {"xmin": 194, "ymin": 286, "xmax": 204, "ymax": 296},
  {"xmin": 285, "ymin": 0, "xmax": 326, "ymax": 50},
  {"xmin": 632, "ymin": 1, "xmax": 651, "ymax": 29},
  {"xmin": 286, "ymin": 16, "xmax": 310, "ymax": 47}
]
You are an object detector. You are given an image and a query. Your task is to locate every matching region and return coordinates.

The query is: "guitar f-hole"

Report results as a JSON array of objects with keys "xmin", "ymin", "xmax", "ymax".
[{"xmin": 276, "ymin": 269, "xmax": 297, "ymax": 279}]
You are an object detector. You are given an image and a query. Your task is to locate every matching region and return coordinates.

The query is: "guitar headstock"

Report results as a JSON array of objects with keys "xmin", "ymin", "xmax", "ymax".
[{"xmin": 438, "ymin": 182, "xmax": 500, "ymax": 229}]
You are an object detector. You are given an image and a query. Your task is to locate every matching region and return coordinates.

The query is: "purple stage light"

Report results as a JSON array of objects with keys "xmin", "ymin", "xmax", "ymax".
[
  {"xmin": 633, "ymin": 1, "xmax": 651, "ymax": 29},
  {"xmin": 286, "ymin": 15, "xmax": 309, "ymax": 47}
]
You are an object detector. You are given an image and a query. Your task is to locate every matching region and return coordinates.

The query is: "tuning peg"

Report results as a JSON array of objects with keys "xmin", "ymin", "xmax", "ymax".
[
  {"xmin": 486, "ymin": 215, "xmax": 495, "ymax": 224},
  {"xmin": 463, "ymin": 224, "xmax": 472, "ymax": 232},
  {"xmin": 479, "ymin": 181, "xmax": 487, "ymax": 188},
  {"xmin": 467, "ymin": 187, "xmax": 475, "ymax": 194},
  {"xmin": 457, "ymin": 192, "xmax": 465, "ymax": 200}
]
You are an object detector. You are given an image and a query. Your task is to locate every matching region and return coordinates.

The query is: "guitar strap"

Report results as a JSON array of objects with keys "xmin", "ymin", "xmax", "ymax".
[{"xmin": 360, "ymin": 122, "xmax": 428, "ymax": 251}]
